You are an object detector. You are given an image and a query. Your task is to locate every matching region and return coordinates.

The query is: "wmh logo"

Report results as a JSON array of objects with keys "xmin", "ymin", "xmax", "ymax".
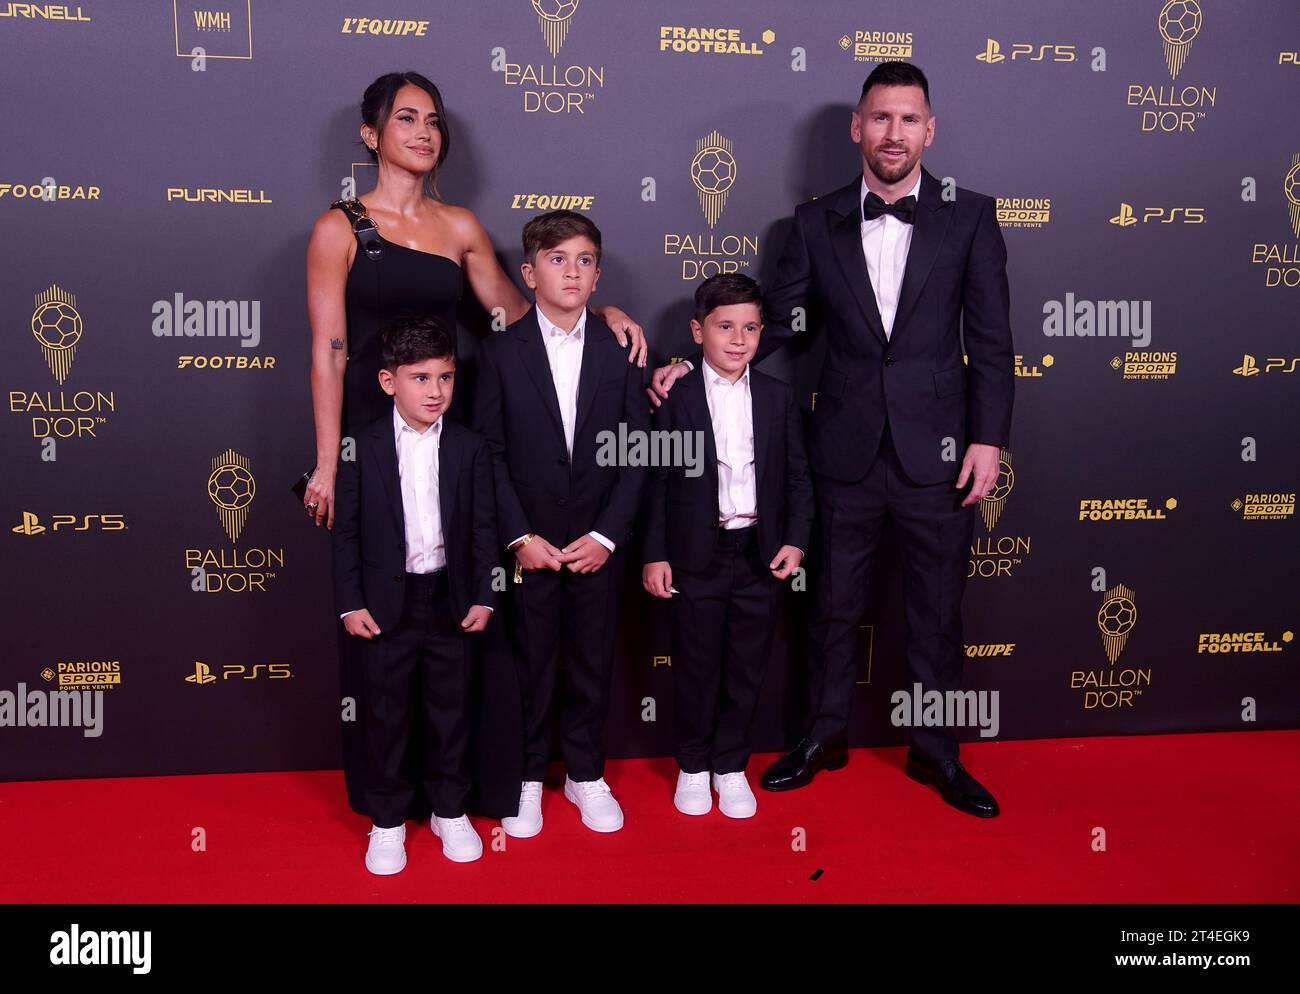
[{"xmin": 193, "ymin": 9, "xmax": 231, "ymax": 31}]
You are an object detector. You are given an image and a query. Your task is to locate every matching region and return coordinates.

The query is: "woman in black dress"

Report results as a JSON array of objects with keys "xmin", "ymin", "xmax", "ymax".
[{"xmin": 305, "ymin": 72, "xmax": 646, "ymax": 826}]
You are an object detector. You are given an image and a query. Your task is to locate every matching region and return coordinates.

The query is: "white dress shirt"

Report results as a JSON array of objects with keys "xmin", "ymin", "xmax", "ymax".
[
  {"xmin": 514, "ymin": 306, "xmax": 614, "ymax": 553},
  {"xmin": 340, "ymin": 407, "xmax": 446, "ymax": 621},
  {"xmin": 701, "ymin": 359, "xmax": 757, "ymax": 530},
  {"xmin": 394, "ymin": 405, "xmax": 446, "ymax": 573},
  {"xmin": 860, "ymin": 170, "xmax": 921, "ymax": 340},
  {"xmin": 537, "ymin": 305, "xmax": 586, "ymax": 458}
]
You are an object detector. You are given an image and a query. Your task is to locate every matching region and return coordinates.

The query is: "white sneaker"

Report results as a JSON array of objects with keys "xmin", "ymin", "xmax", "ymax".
[
  {"xmin": 713, "ymin": 771, "xmax": 757, "ymax": 819},
  {"xmin": 564, "ymin": 776, "xmax": 624, "ymax": 833},
  {"xmin": 501, "ymin": 781, "xmax": 543, "ymax": 838},
  {"xmin": 431, "ymin": 815, "xmax": 483, "ymax": 863},
  {"xmin": 365, "ymin": 823, "xmax": 407, "ymax": 875},
  {"xmin": 673, "ymin": 770, "xmax": 712, "ymax": 815}
]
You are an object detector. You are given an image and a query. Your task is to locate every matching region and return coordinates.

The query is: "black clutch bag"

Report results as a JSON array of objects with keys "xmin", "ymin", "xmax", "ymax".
[{"xmin": 291, "ymin": 467, "xmax": 315, "ymax": 504}]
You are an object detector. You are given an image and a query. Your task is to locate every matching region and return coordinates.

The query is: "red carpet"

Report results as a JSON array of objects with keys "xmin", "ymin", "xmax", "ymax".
[{"xmin": 2, "ymin": 731, "xmax": 1296, "ymax": 903}]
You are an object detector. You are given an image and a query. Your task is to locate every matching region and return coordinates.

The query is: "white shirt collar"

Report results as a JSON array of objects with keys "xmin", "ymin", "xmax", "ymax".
[
  {"xmin": 393, "ymin": 403, "xmax": 443, "ymax": 443},
  {"xmin": 536, "ymin": 304, "xmax": 587, "ymax": 341},
  {"xmin": 702, "ymin": 357, "xmax": 751, "ymax": 391},
  {"xmin": 860, "ymin": 169, "xmax": 923, "ymax": 221}
]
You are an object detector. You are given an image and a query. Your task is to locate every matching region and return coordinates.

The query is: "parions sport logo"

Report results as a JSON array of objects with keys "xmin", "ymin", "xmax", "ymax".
[
  {"xmin": 662, "ymin": 130, "xmax": 759, "ymax": 281},
  {"xmin": 1248, "ymin": 154, "xmax": 1300, "ymax": 288},
  {"xmin": 42, "ymin": 660, "xmax": 122, "ymax": 690},
  {"xmin": 996, "ymin": 197, "xmax": 1051, "ymax": 228},
  {"xmin": 1230, "ymin": 493, "xmax": 1296, "ymax": 521},
  {"xmin": 970, "ymin": 450, "xmax": 1032, "ymax": 580},
  {"xmin": 837, "ymin": 29, "xmax": 912, "ymax": 63},
  {"xmin": 1125, "ymin": 1, "xmax": 1216, "ymax": 134},
  {"xmin": 1070, "ymin": 583, "xmax": 1152, "ymax": 711},
  {"xmin": 1111, "ymin": 351, "xmax": 1177, "ymax": 380},
  {"xmin": 183, "ymin": 448, "xmax": 286, "ymax": 593},
  {"xmin": 492, "ymin": 0, "xmax": 605, "ymax": 114},
  {"xmin": 9, "ymin": 285, "xmax": 117, "ymax": 441}
]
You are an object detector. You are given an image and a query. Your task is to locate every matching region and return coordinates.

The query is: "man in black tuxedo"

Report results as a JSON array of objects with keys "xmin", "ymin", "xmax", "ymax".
[
  {"xmin": 651, "ymin": 62, "xmax": 1014, "ymax": 817},
  {"xmin": 474, "ymin": 211, "xmax": 649, "ymax": 837},
  {"xmin": 333, "ymin": 315, "xmax": 503, "ymax": 872}
]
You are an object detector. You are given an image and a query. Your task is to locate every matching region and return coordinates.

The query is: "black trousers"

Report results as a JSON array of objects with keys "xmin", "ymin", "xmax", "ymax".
[
  {"xmin": 512, "ymin": 552, "xmax": 625, "ymax": 783},
  {"xmin": 670, "ymin": 525, "xmax": 782, "ymax": 775},
  {"xmin": 806, "ymin": 425, "xmax": 975, "ymax": 761},
  {"xmin": 358, "ymin": 569, "xmax": 472, "ymax": 826}
]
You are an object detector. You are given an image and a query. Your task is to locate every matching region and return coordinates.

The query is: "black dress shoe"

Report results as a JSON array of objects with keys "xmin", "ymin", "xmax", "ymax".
[
  {"xmin": 760, "ymin": 736, "xmax": 848, "ymax": 792},
  {"xmin": 904, "ymin": 750, "xmax": 1000, "ymax": 818}
]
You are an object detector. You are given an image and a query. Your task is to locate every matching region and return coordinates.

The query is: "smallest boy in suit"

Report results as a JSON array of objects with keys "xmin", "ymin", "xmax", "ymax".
[
  {"xmin": 642, "ymin": 273, "xmax": 814, "ymax": 818},
  {"xmin": 332, "ymin": 314, "xmax": 499, "ymax": 875}
]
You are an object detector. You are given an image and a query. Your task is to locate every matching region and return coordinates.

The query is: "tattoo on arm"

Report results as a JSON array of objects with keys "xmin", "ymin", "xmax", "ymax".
[{"xmin": 330, "ymin": 338, "xmax": 345, "ymax": 351}]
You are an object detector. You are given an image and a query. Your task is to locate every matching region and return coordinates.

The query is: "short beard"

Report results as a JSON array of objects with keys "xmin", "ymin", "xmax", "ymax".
[{"xmin": 867, "ymin": 148, "xmax": 917, "ymax": 185}]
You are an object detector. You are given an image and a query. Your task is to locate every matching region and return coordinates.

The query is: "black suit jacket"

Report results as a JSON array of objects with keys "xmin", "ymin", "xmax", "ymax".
[
  {"xmin": 642, "ymin": 364, "xmax": 813, "ymax": 572},
  {"xmin": 332, "ymin": 409, "xmax": 499, "ymax": 631},
  {"xmin": 701, "ymin": 167, "xmax": 1014, "ymax": 485},
  {"xmin": 474, "ymin": 305, "xmax": 649, "ymax": 551}
]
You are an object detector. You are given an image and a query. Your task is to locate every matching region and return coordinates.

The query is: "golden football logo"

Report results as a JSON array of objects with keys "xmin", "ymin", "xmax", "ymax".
[
  {"xmin": 31, "ymin": 285, "xmax": 83, "ymax": 385},
  {"xmin": 1285, "ymin": 154, "xmax": 1300, "ymax": 239},
  {"xmin": 1158, "ymin": 0, "xmax": 1202, "ymax": 81},
  {"xmin": 979, "ymin": 450, "xmax": 1014, "ymax": 531},
  {"xmin": 1098, "ymin": 583, "xmax": 1137, "ymax": 664},
  {"xmin": 533, "ymin": 0, "xmax": 579, "ymax": 57},
  {"xmin": 691, "ymin": 130, "xmax": 737, "ymax": 228},
  {"xmin": 207, "ymin": 448, "xmax": 255, "ymax": 542}
]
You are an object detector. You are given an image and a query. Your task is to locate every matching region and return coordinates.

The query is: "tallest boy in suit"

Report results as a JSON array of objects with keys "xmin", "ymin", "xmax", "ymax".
[{"xmin": 651, "ymin": 61, "xmax": 1015, "ymax": 817}]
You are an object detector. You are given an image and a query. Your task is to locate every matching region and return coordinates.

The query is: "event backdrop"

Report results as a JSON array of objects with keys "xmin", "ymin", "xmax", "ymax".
[{"xmin": 2, "ymin": 0, "xmax": 1298, "ymax": 782}]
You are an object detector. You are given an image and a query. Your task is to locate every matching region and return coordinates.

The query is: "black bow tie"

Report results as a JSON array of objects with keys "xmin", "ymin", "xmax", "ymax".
[{"xmin": 862, "ymin": 192, "xmax": 917, "ymax": 224}]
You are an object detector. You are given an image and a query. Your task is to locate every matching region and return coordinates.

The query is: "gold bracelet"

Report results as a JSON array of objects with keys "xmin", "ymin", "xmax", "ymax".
[{"xmin": 511, "ymin": 533, "xmax": 535, "ymax": 584}]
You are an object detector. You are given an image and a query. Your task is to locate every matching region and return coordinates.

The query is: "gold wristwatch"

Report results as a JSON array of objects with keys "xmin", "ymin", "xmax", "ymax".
[{"xmin": 510, "ymin": 533, "xmax": 536, "ymax": 583}]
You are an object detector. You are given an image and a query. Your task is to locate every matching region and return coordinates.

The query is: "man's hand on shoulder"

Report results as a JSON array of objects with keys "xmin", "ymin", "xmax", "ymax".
[{"xmin": 648, "ymin": 360, "xmax": 691, "ymax": 408}]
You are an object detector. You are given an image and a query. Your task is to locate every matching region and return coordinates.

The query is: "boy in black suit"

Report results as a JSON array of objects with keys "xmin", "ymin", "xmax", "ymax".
[
  {"xmin": 641, "ymin": 274, "xmax": 813, "ymax": 818},
  {"xmin": 474, "ymin": 210, "xmax": 649, "ymax": 837},
  {"xmin": 333, "ymin": 315, "xmax": 499, "ymax": 874}
]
